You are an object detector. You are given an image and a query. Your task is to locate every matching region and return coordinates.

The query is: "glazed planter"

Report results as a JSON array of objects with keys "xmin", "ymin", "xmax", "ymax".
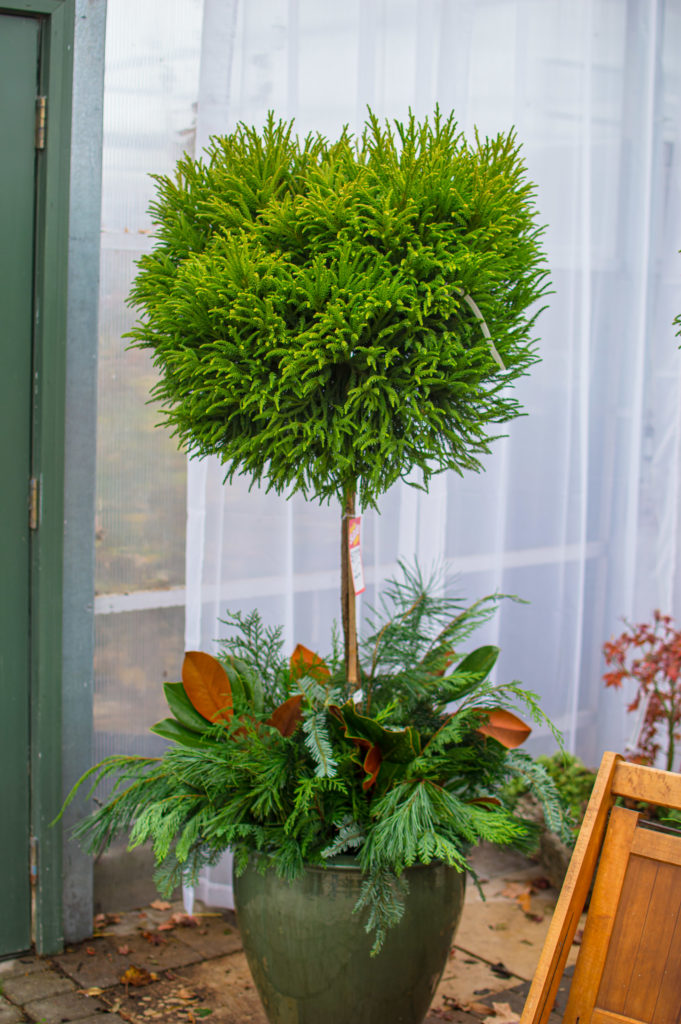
[{"xmin": 234, "ymin": 857, "xmax": 466, "ymax": 1024}]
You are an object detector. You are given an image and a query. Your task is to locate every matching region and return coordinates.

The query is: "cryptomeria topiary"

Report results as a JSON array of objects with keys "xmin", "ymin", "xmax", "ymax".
[{"xmin": 127, "ymin": 109, "xmax": 550, "ymax": 681}]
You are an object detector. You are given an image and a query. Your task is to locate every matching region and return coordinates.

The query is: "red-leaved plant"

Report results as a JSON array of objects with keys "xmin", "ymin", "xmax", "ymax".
[{"xmin": 603, "ymin": 611, "xmax": 681, "ymax": 771}]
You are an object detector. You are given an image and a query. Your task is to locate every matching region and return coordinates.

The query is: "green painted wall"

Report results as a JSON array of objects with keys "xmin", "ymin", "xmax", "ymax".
[{"xmin": 0, "ymin": 10, "xmax": 41, "ymax": 957}]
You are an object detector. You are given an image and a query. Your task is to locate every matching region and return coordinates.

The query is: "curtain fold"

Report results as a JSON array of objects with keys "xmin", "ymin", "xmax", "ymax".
[{"xmin": 184, "ymin": 0, "xmax": 681, "ymax": 766}]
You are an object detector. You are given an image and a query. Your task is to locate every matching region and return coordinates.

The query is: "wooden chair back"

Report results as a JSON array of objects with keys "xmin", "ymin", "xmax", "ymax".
[{"xmin": 520, "ymin": 751, "xmax": 681, "ymax": 1024}]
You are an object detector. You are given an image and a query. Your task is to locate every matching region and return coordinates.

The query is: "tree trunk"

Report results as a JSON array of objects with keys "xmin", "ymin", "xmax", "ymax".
[{"xmin": 341, "ymin": 488, "xmax": 360, "ymax": 688}]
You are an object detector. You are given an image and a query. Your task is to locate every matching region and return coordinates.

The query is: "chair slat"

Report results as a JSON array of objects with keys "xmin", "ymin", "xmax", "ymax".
[{"xmin": 612, "ymin": 761, "xmax": 681, "ymax": 809}]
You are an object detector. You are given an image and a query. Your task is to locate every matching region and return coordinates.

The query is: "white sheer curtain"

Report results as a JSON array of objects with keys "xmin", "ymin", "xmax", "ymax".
[{"xmin": 185, "ymin": 0, "xmax": 681, "ymax": 769}]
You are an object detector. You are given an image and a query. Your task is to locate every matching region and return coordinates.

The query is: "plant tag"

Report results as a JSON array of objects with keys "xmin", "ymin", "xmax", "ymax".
[{"xmin": 348, "ymin": 516, "xmax": 366, "ymax": 595}]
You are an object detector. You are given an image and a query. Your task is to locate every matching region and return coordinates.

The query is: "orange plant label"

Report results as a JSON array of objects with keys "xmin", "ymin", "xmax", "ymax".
[{"xmin": 348, "ymin": 516, "xmax": 365, "ymax": 595}]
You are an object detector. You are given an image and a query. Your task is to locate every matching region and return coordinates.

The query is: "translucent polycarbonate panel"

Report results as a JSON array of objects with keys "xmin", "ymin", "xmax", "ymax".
[
  {"xmin": 95, "ymin": 0, "xmax": 202, "ymax": 598},
  {"xmin": 94, "ymin": 606, "xmax": 185, "ymax": 755},
  {"xmin": 100, "ymin": 0, "xmax": 203, "ymax": 236},
  {"xmin": 96, "ymin": 247, "xmax": 187, "ymax": 595},
  {"xmin": 94, "ymin": 0, "xmax": 203, "ymax": 775}
]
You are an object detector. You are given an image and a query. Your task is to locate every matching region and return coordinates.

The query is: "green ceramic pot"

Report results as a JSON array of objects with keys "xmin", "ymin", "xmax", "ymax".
[{"xmin": 234, "ymin": 857, "xmax": 466, "ymax": 1024}]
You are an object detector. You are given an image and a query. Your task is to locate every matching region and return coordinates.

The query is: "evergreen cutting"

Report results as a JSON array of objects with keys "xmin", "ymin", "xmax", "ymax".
[{"xmin": 64, "ymin": 566, "xmax": 570, "ymax": 953}]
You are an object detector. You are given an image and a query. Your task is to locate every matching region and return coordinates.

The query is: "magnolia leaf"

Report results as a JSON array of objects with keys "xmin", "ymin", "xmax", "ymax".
[
  {"xmin": 362, "ymin": 743, "xmax": 382, "ymax": 791},
  {"xmin": 163, "ymin": 682, "xmax": 213, "ymax": 732},
  {"xmin": 450, "ymin": 645, "xmax": 500, "ymax": 693},
  {"xmin": 182, "ymin": 651, "xmax": 233, "ymax": 724},
  {"xmin": 331, "ymin": 702, "xmax": 421, "ymax": 763},
  {"xmin": 150, "ymin": 718, "xmax": 214, "ymax": 749},
  {"xmin": 290, "ymin": 644, "xmax": 330, "ymax": 683},
  {"xmin": 268, "ymin": 694, "xmax": 304, "ymax": 737},
  {"xmin": 330, "ymin": 702, "xmax": 419, "ymax": 790},
  {"xmin": 477, "ymin": 708, "xmax": 531, "ymax": 749}
]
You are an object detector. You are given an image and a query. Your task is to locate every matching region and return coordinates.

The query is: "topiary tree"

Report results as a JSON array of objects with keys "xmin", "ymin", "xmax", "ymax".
[{"xmin": 128, "ymin": 110, "xmax": 550, "ymax": 683}]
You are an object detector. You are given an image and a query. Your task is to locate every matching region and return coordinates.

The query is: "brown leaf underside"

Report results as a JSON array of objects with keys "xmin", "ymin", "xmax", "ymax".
[
  {"xmin": 182, "ymin": 651, "xmax": 233, "ymax": 723},
  {"xmin": 290, "ymin": 643, "xmax": 330, "ymax": 683},
  {"xmin": 476, "ymin": 708, "xmax": 531, "ymax": 749}
]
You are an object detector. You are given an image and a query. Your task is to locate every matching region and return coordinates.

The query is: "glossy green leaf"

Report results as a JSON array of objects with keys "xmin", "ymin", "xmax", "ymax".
[
  {"xmin": 163, "ymin": 682, "xmax": 213, "ymax": 733},
  {"xmin": 331, "ymin": 703, "xmax": 421, "ymax": 763},
  {"xmin": 150, "ymin": 718, "xmax": 216, "ymax": 749},
  {"xmin": 448, "ymin": 645, "xmax": 500, "ymax": 696}
]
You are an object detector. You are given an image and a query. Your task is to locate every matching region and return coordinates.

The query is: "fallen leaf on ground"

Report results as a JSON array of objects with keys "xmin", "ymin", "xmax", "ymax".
[
  {"xmin": 171, "ymin": 912, "xmax": 199, "ymax": 927},
  {"xmin": 467, "ymin": 1001, "xmax": 495, "ymax": 1015},
  {"xmin": 86, "ymin": 947, "xmax": 96, "ymax": 956},
  {"xmin": 141, "ymin": 930, "xmax": 167, "ymax": 946},
  {"xmin": 482, "ymin": 1001, "xmax": 521, "ymax": 1024},
  {"xmin": 442, "ymin": 995, "xmax": 491, "ymax": 1014},
  {"xmin": 150, "ymin": 899, "xmax": 172, "ymax": 911},
  {"xmin": 501, "ymin": 882, "xmax": 532, "ymax": 900},
  {"xmin": 516, "ymin": 891, "xmax": 532, "ymax": 914},
  {"xmin": 530, "ymin": 875, "xmax": 552, "ymax": 889},
  {"xmin": 94, "ymin": 912, "xmax": 121, "ymax": 928},
  {"xmin": 490, "ymin": 961, "xmax": 512, "ymax": 979},
  {"xmin": 117, "ymin": 944, "xmax": 131, "ymax": 955},
  {"xmin": 80, "ymin": 986, "xmax": 104, "ymax": 996},
  {"xmin": 120, "ymin": 965, "xmax": 159, "ymax": 988},
  {"xmin": 177, "ymin": 987, "xmax": 196, "ymax": 1000}
]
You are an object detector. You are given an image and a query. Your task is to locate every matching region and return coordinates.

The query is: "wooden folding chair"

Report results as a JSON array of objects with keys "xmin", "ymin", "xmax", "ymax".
[{"xmin": 521, "ymin": 751, "xmax": 681, "ymax": 1024}]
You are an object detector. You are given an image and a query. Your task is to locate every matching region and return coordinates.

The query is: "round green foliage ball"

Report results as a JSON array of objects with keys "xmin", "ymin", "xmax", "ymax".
[{"xmin": 128, "ymin": 110, "xmax": 549, "ymax": 509}]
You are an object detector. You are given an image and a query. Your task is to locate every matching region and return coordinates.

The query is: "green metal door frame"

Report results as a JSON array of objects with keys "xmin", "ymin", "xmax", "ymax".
[{"xmin": 1, "ymin": 0, "xmax": 75, "ymax": 954}]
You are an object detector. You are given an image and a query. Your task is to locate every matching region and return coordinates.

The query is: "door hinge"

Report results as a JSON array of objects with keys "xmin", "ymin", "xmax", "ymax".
[
  {"xmin": 29, "ymin": 476, "xmax": 40, "ymax": 530},
  {"xmin": 35, "ymin": 95, "xmax": 47, "ymax": 150}
]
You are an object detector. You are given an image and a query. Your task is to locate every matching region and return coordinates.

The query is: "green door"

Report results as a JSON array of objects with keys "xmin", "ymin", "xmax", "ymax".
[{"xmin": 0, "ymin": 12, "xmax": 41, "ymax": 957}]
